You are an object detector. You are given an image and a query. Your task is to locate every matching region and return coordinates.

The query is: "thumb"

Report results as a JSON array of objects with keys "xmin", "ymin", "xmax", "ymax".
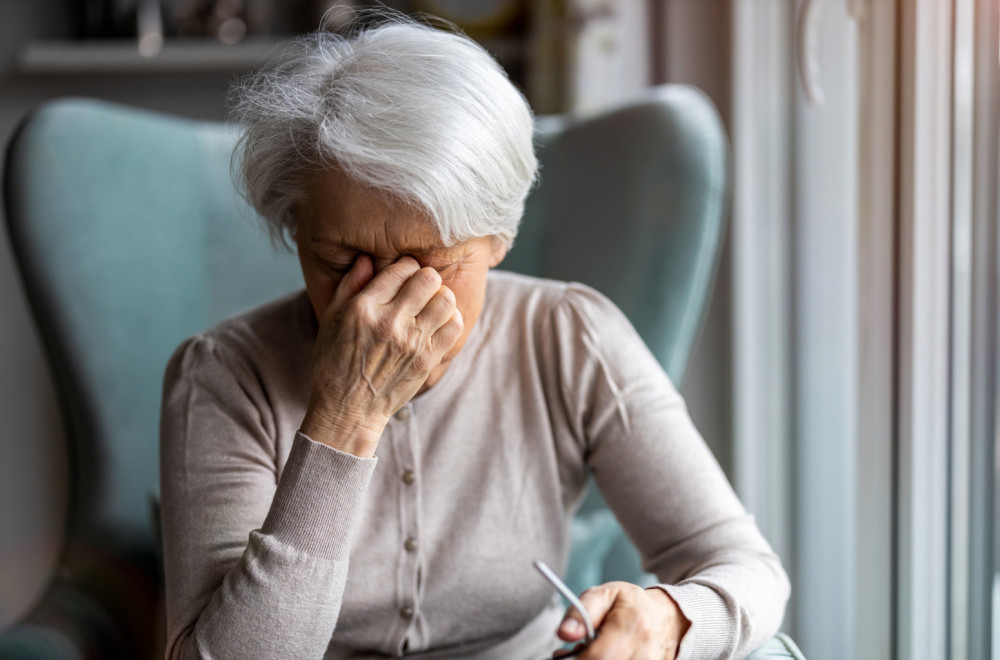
[
  {"xmin": 324, "ymin": 253, "xmax": 374, "ymax": 321},
  {"xmin": 557, "ymin": 584, "xmax": 618, "ymax": 642}
]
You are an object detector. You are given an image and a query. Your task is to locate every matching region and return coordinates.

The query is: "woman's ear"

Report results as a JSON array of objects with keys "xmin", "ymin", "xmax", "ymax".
[{"xmin": 488, "ymin": 236, "xmax": 509, "ymax": 268}]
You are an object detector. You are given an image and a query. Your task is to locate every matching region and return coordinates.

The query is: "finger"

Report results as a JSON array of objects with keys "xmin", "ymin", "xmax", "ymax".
[
  {"xmin": 557, "ymin": 584, "xmax": 619, "ymax": 642},
  {"xmin": 325, "ymin": 253, "xmax": 374, "ymax": 320},
  {"xmin": 430, "ymin": 307, "xmax": 463, "ymax": 353},
  {"xmin": 363, "ymin": 256, "xmax": 421, "ymax": 304},
  {"xmin": 552, "ymin": 643, "xmax": 587, "ymax": 658},
  {"xmin": 415, "ymin": 285, "xmax": 456, "ymax": 332},
  {"xmin": 576, "ymin": 601, "xmax": 640, "ymax": 660},
  {"xmin": 576, "ymin": 627, "xmax": 633, "ymax": 660},
  {"xmin": 557, "ymin": 614, "xmax": 587, "ymax": 643},
  {"xmin": 391, "ymin": 266, "xmax": 443, "ymax": 316}
]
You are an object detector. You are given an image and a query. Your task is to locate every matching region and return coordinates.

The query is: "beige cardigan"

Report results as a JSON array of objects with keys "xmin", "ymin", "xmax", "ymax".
[{"xmin": 159, "ymin": 270, "xmax": 789, "ymax": 659}]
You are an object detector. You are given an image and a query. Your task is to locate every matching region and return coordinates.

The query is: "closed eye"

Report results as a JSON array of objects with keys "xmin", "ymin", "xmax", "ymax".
[
  {"xmin": 318, "ymin": 253, "xmax": 461, "ymax": 275},
  {"xmin": 429, "ymin": 254, "xmax": 470, "ymax": 274},
  {"xmin": 318, "ymin": 258, "xmax": 354, "ymax": 275}
]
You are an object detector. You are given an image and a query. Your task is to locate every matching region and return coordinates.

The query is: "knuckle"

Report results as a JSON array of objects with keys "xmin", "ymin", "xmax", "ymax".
[
  {"xmin": 434, "ymin": 289, "xmax": 456, "ymax": 313},
  {"xmin": 390, "ymin": 315, "xmax": 413, "ymax": 344},
  {"xmin": 348, "ymin": 296, "xmax": 376, "ymax": 325},
  {"xmin": 344, "ymin": 294, "xmax": 368, "ymax": 315},
  {"xmin": 415, "ymin": 266, "xmax": 441, "ymax": 288},
  {"xmin": 406, "ymin": 329, "xmax": 424, "ymax": 354},
  {"xmin": 427, "ymin": 296, "xmax": 448, "ymax": 318},
  {"xmin": 412, "ymin": 350, "xmax": 435, "ymax": 373},
  {"xmin": 373, "ymin": 313, "xmax": 396, "ymax": 340}
]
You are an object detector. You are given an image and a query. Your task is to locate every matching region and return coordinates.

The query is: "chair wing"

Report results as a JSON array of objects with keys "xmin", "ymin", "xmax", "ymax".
[
  {"xmin": 5, "ymin": 99, "xmax": 302, "ymax": 544},
  {"xmin": 4, "ymin": 98, "xmax": 302, "ymax": 656},
  {"xmin": 513, "ymin": 86, "xmax": 731, "ymax": 596},
  {"xmin": 530, "ymin": 86, "xmax": 729, "ymax": 385}
]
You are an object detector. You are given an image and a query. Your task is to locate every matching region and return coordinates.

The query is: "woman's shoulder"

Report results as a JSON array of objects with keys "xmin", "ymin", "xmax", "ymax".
[
  {"xmin": 486, "ymin": 270, "xmax": 624, "ymax": 327},
  {"xmin": 484, "ymin": 270, "xmax": 647, "ymax": 374},
  {"xmin": 206, "ymin": 288, "xmax": 313, "ymax": 344}
]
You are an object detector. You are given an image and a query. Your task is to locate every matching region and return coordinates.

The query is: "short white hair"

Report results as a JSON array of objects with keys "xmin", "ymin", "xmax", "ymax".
[{"xmin": 229, "ymin": 16, "xmax": 538, "ymax": 247}]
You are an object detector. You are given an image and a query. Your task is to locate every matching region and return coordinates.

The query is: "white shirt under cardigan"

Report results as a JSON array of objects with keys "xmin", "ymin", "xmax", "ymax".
[{"xmin": 159, "ymin": 270, "xmax": 790, "ymax": 660}]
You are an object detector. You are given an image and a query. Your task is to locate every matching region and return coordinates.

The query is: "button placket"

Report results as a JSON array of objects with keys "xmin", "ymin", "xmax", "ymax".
[
  {"xmin": 384, "ymin": 418, "xmax": 413, "ymax": 651},
  {"xmin": 408, "ymin": 405, "xmax": 428, "ymax": 651},
  {"xmin": 393, "ymin": 403, "xmax": 423, "ymax": 649}
]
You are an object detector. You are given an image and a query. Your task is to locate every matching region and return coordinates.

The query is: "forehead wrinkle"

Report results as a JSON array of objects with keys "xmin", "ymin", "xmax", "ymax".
[
  {"xmin": 307, "ymin": 232, "xmax": 454, "ymax": 260},
  {"xmin": 301, "ymin": 177, "xmax": 456, "ymax": 259},
  {"xmin": 302, "ymin": 167, "xmax": 454, "ymax": 257}
]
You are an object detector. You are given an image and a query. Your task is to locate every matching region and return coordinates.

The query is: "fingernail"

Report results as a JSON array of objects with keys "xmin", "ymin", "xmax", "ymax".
[{"xmin": 560, "ymin": 618, "xmax": 581, "ymax": 634}]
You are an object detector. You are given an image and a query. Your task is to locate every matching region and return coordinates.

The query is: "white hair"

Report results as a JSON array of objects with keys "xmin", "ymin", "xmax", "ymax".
[{"xmin": 229, "ymin": 15, "xmax": 538, "ymax": 247}]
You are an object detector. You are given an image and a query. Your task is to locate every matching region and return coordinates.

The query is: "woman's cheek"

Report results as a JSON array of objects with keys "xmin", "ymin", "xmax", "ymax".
[
  {"xmin": 304, "ymin": 267, "xmax": 341, "ymax": 318},
  {"xmin": 441, "ymin": 266, "xmax": 488, "ymax": 339}
]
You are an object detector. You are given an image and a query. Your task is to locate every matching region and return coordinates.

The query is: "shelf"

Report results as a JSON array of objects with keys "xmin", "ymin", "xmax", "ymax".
[
  {"xmin": 17, "ymin": 35, "xmax": 524, "ymax": 76},
  {"xmin": 17, "ymin": 38, "xmax": 288, "ymax": 75}
]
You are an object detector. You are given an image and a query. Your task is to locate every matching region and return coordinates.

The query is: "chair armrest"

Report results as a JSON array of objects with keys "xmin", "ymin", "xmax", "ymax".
[
  {"xmin": 747, "ymin": 633, "xmax": 807, "ymax": 659},
  {"xmin": 0, "ymin": 580, "xmax": 124, "ymax": 658}
]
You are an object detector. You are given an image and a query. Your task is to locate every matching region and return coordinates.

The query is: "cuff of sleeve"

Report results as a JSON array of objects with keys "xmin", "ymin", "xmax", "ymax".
[
  {"xmin": 653, "ymin": 583, "xmax": 734, "ymax": 660},
  {"xmin": 260, "ymin": 430, "xmax": 378, "ymax": 560}
]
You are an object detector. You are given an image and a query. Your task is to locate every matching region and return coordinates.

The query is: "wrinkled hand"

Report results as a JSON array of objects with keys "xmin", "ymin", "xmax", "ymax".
[
  {"xmin": 556, "ymin": 582, "xmax": 690, "ymax": 660},
  {"xmin": 301, "ymin": 254, "xmax": 463, "ymax": 456}
]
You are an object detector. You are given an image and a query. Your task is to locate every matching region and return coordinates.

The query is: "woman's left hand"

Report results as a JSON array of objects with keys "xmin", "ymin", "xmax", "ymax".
[{"xmin": 555, "ymin": 582, "xmax": 690, "ymax": 660}]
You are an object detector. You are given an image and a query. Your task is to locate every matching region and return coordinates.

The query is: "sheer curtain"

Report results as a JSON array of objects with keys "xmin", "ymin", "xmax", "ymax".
[{"xmin": 730, "ymin": 0, "xmax": 999, "ymax": 658}]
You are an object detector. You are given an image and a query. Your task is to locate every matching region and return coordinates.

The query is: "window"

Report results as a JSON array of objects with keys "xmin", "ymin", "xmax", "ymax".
[{"xmin": 731, "ymin": 0, "xmax": 999, "ymax": 658}]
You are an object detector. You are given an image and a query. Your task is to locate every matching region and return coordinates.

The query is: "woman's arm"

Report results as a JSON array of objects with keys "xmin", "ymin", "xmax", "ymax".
[
  {"xmin": 546, "ymin": 284, "xmax": 790, "ymax": 659},
  {"xmin": 161, "ymin": 254, "xmax": 463, "ymax": 659},
  {"xmin": 160, "ymin": 335, "xmax": 377, "ymax": 659}
]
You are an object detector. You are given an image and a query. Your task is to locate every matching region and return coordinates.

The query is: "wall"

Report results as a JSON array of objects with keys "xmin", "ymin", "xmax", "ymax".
[
  {"xmin": 659, "ymin": 0, "xmax": 734, "ymax": 475},
  {"xmin": 0, "ymin": 0, "xmax": 737, "ymax": 630}
]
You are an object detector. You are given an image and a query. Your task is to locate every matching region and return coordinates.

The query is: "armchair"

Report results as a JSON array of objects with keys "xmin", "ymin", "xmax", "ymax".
[{"xmin": 2, "ymin": 90, "xmax": 801, "ymax": 659}]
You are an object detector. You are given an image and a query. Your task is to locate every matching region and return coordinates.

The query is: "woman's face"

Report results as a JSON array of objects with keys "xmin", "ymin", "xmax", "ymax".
[{"xmin": 294, "ymin": 168, "xmax": 507, "ymax": 389}]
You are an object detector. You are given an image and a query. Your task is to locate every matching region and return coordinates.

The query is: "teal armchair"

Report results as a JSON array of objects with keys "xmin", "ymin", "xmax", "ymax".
[{"xmin": 2, "ymin": 92, "xmax": 800, "ymax": 659}]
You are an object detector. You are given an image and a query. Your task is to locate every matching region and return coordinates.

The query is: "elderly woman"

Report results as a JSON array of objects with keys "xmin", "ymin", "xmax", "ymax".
[{"xmin": 159, "ymin": 16, "xmax": 789, "ymax": 660}]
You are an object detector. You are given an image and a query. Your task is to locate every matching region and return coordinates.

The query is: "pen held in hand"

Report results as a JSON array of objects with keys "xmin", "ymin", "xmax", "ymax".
[{"xmin": 532, "ymin": 559, "xmax": 597, "ymax": 652}]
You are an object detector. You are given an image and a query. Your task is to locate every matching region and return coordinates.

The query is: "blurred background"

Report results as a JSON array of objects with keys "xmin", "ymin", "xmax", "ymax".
[{"xmin": 0, "ymin": 1, "xmax": 997, "ymax": 660}]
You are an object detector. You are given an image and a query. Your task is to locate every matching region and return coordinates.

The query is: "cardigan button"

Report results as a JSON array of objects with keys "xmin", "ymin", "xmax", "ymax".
[
  {"xmin": 404, "ymin": 537, "xmax": 418, "ymax": 553},
  {"xmin": 395, "ymin": 408, "xmax": 411, "ymax": 421},
  {"xmin": 402, "ymin": 470, "xmax": 415, "ymax": 485},
  {"xmin": 400, "ymin": 605, "xmax": 414, "ymax": 620}
]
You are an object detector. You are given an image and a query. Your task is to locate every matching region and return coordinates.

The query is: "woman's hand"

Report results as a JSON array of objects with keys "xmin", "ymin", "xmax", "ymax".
[
  {"xmin": 556, "ymin": 582, "xmax": 691, "ymax": 660},
  {"xmin": 300, "ymin": 253, "xmax": 464, "ymax": 456}
]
